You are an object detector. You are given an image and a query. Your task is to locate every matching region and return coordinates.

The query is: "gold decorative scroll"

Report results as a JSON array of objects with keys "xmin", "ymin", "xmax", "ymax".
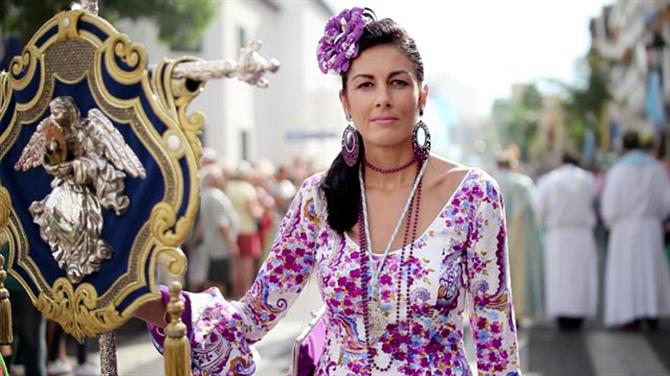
[{"xmin": 0, "ymin": 10, "xmax": 204, "ymax": 341}]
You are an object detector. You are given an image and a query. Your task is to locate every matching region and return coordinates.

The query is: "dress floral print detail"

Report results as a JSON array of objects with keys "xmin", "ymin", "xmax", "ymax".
[{"xmin": 148, "ymin": 168, "xmax": 521, "ymax": 375}]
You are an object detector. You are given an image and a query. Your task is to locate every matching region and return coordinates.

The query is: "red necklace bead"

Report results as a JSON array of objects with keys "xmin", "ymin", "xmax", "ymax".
[{"xmin": 364, "ymin": 158, "xmax": 416, "ymax": 174}]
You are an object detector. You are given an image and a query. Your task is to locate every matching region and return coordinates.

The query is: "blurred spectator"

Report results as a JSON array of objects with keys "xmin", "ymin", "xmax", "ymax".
[
  {"xmin": 0, "ymin": 244, "xmax": 46, "ymax": 376},
  {"xmin": 180, "ymin": 147, "xmax": 224, "ymax": 290},
  {"xmin": 201, "ymin": 147, "xmax": 219, "ymax": 167},
  {"xmin": 252, "ymin": 160, "xmax": 279, "ymax": 263},
  {"xmin": 601, "ymin": 130, "xmax": 670, "ymax": 330},
  {"xmin": 289, "ymin": 155, "xmax": 309, "ymax": 184},
  {"xmin": 534, "ymin": 153, "xmax": 598, "ymax": 330},
  {"xmin": 270, "ymin": 165, "xmax": 297, "ymax": 216},
  {"xmin": 495, "ymin": 149, "xmax": 544, "ymax": 325},
  {"xmin": 46, "ymin": 323, "xmax": 97, "ymax": 376},
  {"xmin": 196, "ymin": 164, "xmax": 239, "ymax": 295},
  {"xmin": 226, "ymin": 161, "xmax": 263, "ymax": 298}
]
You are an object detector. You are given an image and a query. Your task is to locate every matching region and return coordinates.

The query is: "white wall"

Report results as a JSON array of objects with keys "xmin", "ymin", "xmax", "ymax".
[
  {"xmin": 254, "ymin": 1, "xmax": 341, "ymax": 166},
  {"xmin": 115, "ymin": 0, "xmax": 341, "ymax": 167}
]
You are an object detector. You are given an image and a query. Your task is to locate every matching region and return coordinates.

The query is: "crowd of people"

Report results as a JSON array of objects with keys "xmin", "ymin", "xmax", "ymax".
[
  {"xmin": 180, "ymin": 149, "xmax": 325, "ymax": 299},
  {"xmin": 497, "ymin": 129, "xmax": 670, "ymax": 331}
]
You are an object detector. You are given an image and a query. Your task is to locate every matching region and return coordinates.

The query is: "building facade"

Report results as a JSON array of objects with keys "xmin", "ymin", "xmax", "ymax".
[
  {"xmin": 591, "ymin": 0, "xmax": 670, "ymax": 155},
  {"xmin": 116, "ymin": 0, "xmax": 342, "ymax": 166}
]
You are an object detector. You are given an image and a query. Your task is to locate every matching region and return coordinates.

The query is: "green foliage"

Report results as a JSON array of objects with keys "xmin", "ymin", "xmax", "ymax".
[
  {"xmin": 0, "ymin": 0, "xmax": 217, "ymax": 49},
  {"xmin": 489, "ymin": 49, "xmax": 612, "ymax": 165},
  {"xmin": 560, "ymin": 49, "xmax": 612, "ymax": 153},
  {"xmin": 489, "ymin": 84, "xmax": 543, "ymax": 162},
  {"xmin": 521, "ymin": 84, "xmax": 543, "ymax": 110}
]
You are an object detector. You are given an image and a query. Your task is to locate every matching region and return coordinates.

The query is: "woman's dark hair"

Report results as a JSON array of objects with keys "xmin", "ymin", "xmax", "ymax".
[
  {"xmin": 320, "ymin": 17, "xmax": 423, "ymax": 233},
  {"xmin": 341, "ymin": 18, "xmax": 424, "ymax": 93}
]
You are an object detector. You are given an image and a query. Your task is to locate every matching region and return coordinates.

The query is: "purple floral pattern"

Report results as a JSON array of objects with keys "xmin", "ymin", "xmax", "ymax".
[
  {"xmin": 316, "ymin": 7, "xmax": 371, "ymax": 74},
  {"xmin": 148, "ymin": 169, "xmax": 521, "ymax": 375}
]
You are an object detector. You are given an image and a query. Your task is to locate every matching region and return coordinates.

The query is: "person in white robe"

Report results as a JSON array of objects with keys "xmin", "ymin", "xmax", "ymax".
[
  {"xmin": 601, "ymin": 130, "xmax": 670, "ymax": 329},
  {"xmin": 534, "ymin": 153, "xmax": 598, "ymax": 330},
  {"xmin": 496, "ymin": 154, "xmax": 544, "ymax": 324}
]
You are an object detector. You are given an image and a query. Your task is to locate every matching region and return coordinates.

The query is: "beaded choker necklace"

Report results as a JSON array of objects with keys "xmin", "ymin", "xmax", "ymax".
[
  {"xmin": 364, "ymin": 157, "xmax": 416, "ymax": 174},
  {"xmin": 358, "ymin": 160, "xmax": 427, "ymax": 372}
]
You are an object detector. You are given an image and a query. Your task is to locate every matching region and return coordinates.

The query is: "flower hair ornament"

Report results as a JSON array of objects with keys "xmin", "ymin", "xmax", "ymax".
[{"xmin": 317, "ymin": 7, "xmax": 376, "ymax": 74}]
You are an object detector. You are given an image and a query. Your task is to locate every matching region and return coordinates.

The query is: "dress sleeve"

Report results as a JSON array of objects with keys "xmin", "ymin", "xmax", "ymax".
[
  {"xmin": 466, "ymin": 175, "xmax": 522, "ymax": 375},
  {"xmin": 147, "ymin": 176, "xmax": 322, "ymax": 375}
]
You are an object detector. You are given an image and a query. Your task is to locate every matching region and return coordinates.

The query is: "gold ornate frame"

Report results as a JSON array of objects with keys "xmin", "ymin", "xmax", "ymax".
[{"xmin": 0, "ymin": 10, "xmax": 204, "ymax": 340}]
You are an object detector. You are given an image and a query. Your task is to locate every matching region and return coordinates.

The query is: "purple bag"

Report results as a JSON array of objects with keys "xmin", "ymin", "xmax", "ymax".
[{"xmin": 290, "ymin": 307, "xmax": 327, "ymax": 376}]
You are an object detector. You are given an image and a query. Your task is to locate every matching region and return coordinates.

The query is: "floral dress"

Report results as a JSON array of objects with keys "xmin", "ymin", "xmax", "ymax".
[{"xmin": 149, "ymin": 168, "xmax": 521, "ymax": 375}]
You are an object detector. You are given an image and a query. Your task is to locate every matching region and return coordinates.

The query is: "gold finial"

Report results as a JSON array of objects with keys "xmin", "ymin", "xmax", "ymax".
[{"xmin": 163, "ymin": 281, "xmax": 191, "ymax": 376}]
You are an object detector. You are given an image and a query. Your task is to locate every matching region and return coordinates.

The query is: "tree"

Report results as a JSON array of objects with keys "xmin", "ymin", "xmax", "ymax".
[
  {"xmin": 489, "ymin": 84, "xmax": 543, "ymax": 162},
  {"xmin": 559, "ymin": 49, "xmax": 611, "ymax": 158},
  {"xmin": 0, "ymin": 0, "xmax": 217, "ymax": 50}
]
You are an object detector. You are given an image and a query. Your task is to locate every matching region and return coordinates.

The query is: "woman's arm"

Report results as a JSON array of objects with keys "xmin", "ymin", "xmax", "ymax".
[
  {"xmin": 466, "ymin": 176, "xmax": 522, "ymax": 375},
  {"xmin": 136, "ymin": 175, "xmax": 323, "ymax": 375}
]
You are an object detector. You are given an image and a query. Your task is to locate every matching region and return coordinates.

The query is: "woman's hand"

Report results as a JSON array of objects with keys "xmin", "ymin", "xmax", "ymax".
[{"xmin": 134, "ymin": 296, "xmax": 167, "ymax": 328}]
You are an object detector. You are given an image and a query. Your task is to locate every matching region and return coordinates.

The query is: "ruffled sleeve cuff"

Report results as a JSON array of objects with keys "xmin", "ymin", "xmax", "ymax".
[
  {"xmin": 147, "ymin": 285, "xmax": 193, "ymax": 353},
  {"xmin": 147, "ymin": 286, "xmax": 256, "ymax": 375}
]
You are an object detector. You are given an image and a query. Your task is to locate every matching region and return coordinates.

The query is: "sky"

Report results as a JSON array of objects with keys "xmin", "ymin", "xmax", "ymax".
[{"xmin": 325, "ymin": 0, "xmax": 613, "ymax": 117}]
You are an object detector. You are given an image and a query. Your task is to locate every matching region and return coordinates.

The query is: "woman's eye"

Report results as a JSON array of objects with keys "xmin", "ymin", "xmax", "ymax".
[
  {"xmin": 357, "ymin": 82, "xmax": 373, "ymax": 89},
  {"xmin": 392, "ymin": 80, "xmax": 409, "ymax": 87}
]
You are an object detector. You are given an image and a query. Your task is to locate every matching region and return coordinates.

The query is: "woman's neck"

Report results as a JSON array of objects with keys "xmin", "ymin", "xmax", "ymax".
[{"xmin": 363, "ymin": 145, "xmax": 419, "ymax": 190}]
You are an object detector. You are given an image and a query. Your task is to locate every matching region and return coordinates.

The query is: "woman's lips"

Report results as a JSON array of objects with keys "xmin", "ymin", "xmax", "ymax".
[{"xmin": 371, "ymin": 116, "xmax": 398, "ymax": 124}]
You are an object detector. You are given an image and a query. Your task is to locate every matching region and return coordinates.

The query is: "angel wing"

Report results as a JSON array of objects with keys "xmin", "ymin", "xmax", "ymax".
[
  {"xmin": 14, "ymin": 118, "xmax": 49, "ymax": 171},
  {"xmin": 86, "ymin": 109, "xmax": 146, "ymax": 178}
]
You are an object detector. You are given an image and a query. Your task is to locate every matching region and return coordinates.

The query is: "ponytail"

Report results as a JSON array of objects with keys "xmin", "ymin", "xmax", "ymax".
[{"xmin": 320, "ymin": 133, "xmax": 364, "ymax": 232}]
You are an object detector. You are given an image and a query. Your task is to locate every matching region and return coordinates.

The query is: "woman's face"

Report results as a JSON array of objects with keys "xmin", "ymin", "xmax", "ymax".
[{"xmin": 340, "ymin": 44, "xmax": 427, "ymax": 150}]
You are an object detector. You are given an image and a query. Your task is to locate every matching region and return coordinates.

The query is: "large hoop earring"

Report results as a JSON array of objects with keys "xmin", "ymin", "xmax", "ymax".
[
  {"xmin": 341, "ymin": 119, "xmax": 359, "ymax": 167},
  {"xmin": 412, "ymin": 119, "xmax": 431, "ymax": 162}
]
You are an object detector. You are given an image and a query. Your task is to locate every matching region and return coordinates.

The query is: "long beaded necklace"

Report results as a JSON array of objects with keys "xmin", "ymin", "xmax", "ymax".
[{"xmin": 358, "ymin": 160, "xmax": 427, "ymax": 372}]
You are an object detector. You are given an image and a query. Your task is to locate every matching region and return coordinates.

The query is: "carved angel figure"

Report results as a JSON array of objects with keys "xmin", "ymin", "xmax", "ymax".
[{"xmin": 14, "ymin": 97, "xmax": 146, "ymax": 283}]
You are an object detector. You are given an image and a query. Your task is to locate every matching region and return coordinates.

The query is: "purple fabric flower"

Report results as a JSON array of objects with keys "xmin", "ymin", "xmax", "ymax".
[{"xmin": 316, "ymin": 7, "xmax": 372, "ymax": 74}]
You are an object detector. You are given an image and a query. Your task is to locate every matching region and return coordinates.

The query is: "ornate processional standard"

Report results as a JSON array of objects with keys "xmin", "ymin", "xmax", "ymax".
[{"xmin": 0, "ymin": 1, "xmax": 279, "ymax": 375}]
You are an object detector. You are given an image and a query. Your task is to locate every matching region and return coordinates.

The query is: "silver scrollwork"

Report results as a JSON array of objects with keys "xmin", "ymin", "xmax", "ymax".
[
  {"xmin": 171, "ymin": 40, "xmax": 280, "ymax": 87},
  {"xmin": 14, "ymin": 97, "xmax": 146, "ymax": 283}
]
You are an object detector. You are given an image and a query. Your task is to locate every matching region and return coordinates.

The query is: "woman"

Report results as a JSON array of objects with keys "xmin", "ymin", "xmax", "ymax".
[{"xmin": 137, "ymin": 8, "xmax": 521, "ymax": 375}]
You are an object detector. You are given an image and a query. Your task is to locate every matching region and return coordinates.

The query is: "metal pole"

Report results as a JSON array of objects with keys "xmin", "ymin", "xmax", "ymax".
[
  {"xmin": 79, "ymin": 4, "xmax": 118, "ymax": 376},
  {"xmin": 98, "ymin": 332, "xmax": 118, "ymax": 376},
  {"xmin": 76, "ymin": 4, "xmax": 119, "ymax": 374}
]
